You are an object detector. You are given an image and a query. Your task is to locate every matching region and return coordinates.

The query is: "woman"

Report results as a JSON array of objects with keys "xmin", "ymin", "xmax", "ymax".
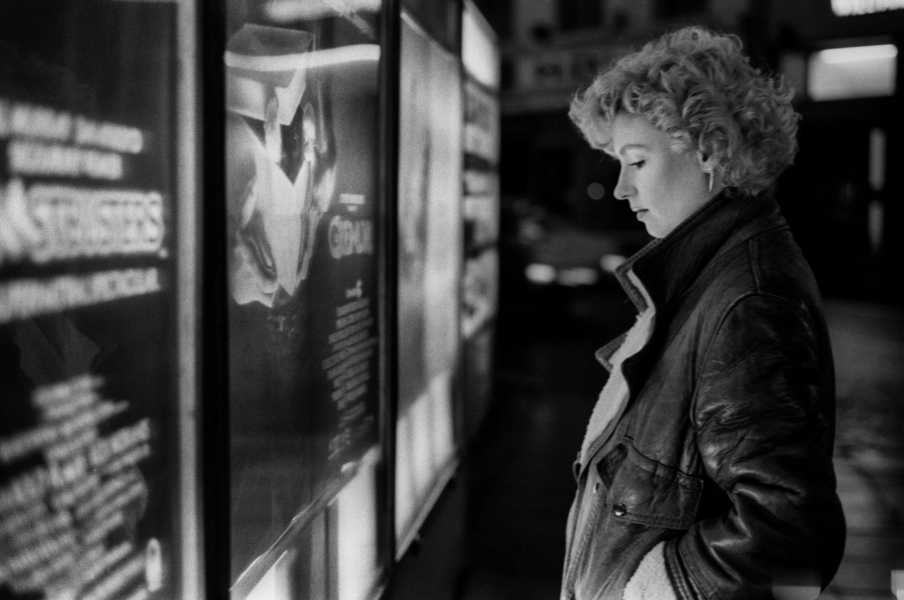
[{"xmin": 562, "ymin": 26, "xmax": 845, "ymax": 599}]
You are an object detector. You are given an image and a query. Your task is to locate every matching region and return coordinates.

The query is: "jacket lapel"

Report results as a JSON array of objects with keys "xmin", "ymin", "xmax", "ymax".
[
  {"xmin": 621, "ymin": 192, "xmax": 775, "ymax": 312},
  {"xmin": 595, "ymin": 192, "xmax": 785, "ymax": 410}
]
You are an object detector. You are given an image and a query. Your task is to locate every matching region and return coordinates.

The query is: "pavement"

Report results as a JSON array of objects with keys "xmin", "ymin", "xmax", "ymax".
[
  {"xmin": 822, "ymin": 300, "xmax": 904, "ymax": 600},
  {"xmin": 457, "ymin": 287, "xmax": 904, "ymax": 600}
]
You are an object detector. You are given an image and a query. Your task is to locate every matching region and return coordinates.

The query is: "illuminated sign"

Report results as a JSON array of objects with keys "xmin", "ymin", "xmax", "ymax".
[
  {"xmin": 808, "ymin": 44, "xmax": 897, "ymax": 100},
  {"xmin": 831, "ymin": 0, "xmax": 904, "ymax": 16}
]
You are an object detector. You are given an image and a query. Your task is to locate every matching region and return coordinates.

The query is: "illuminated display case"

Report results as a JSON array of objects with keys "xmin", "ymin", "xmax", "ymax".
[
  {"xmin": 223, "ymin": 0, "xmax": 389, "ymax": 598},
  {"xmin": 0, "ymin": 1, "xmax": 198, "ymax": 598},
  {"xmin": 394, "ymin": 9, "xmax": 464, "ymax": 556},
  {"xmin": 460, "ymin": 0, "xmax": 501, "ymax": 442}
]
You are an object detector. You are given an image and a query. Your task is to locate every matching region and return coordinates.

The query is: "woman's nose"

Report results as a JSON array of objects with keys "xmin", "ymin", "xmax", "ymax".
[{"xmin": 613, "ymin": 169, "xmax": 631, "ymax": 201}]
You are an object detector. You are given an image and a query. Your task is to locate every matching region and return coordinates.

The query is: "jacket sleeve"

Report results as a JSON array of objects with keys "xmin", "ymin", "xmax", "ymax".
[{"xmin": 663, "ymin": 293, "xmax": 846, "ymax": 600}]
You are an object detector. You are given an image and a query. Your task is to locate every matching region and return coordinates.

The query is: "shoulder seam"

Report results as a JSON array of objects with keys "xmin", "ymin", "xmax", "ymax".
[
  {"xmin": 688, "ymin": 223, "xmax": 787, "ymax": 304},
  {"xmin": 689, "ymin": 291, "xmax": 810, "ymax": 429},
  {"xmin": 749, "ymin": 237, "xmax": 762, "ymax": 292}
]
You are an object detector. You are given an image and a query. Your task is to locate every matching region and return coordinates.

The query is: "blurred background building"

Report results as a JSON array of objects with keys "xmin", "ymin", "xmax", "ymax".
[{"xmin": 474, "ymin": 0, "xmax": 904, "ymax": 304}]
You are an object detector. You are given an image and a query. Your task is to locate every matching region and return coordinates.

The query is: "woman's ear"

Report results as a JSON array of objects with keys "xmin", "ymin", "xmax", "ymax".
[{"xmin": 696, "ymin": 151, "xmax": 717, "ymax": 173}]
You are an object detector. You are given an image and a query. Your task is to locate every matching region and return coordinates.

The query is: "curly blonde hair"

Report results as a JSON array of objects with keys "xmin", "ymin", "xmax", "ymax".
[{"xmin": 569, "ymin": 26, "xmax": 800, "ymax": 197}]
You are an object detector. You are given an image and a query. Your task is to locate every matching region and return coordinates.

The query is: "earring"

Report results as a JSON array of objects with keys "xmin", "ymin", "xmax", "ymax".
[{"xmin": 707, "ymin": 169, "xmax": 714, "ymax": 193}]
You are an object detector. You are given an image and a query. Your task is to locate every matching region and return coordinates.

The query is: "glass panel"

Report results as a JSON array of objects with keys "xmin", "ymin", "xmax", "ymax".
[
  {"xmin": 0, "ymin": 1, "xmax": 183, "ymax": 598},
  {"xmin": 224, "ymin": 0, "xmax": 384, "ymax": 588},
  {"xmin": 395, "ymin": 12, "xmax": 463, "ymax": 551},
  {"xmin": 808, "ymin": 44, "xmax": 897, "ymax": 101},
  {"xmin": 244, "ymin": 550, "xmax": 297, "ymax": 600},
  {"xmin": 401, "ymin": 0, "xmax": 460, "ymax": 51},
  {"xmin": 334, "ymin": 447, "xmax": 380, "ymax": 600}
]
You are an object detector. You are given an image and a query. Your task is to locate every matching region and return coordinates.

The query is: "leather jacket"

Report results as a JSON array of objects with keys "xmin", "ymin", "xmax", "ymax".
[{"xmin": 561, "ymin": 192, "xmax": 846, "ymax": 599}]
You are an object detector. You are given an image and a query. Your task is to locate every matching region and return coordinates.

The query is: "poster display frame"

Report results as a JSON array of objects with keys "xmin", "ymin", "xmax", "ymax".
[
  {"xmin": 0, "ymin": 1, "xmax": 201, "ymax": 598},
  {"xmin": 198, "ymin": 0, "xmax": 231, "ymax": 597},
  {"xmin": 176, "ymin": 0, "xmax": 203, "ymax": 598},
  {"xmin": 377, "ymin": 0, "xmax": 402, "ymax": 585},
  {"xmin": 215, "ymin": 1, "xmax": 396, "ymax": 598},
  {"xmin": 393, "ymin": 7, "xmax": 465, "ymax": 560},
  {"xmin": 461, "ymin": 0, "xmax": 501, "ymax": 444},
  {"xmin": 210, "ymin": 0, "xmax": 480, "ymax": 591}
]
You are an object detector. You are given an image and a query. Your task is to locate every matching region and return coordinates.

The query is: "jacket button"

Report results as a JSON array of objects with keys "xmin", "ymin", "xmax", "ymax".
[
  {"xmin": 612, "ymin": 503, "xmax": 627, "ymax": 516},
  {"xmin": 592, "ymin": 482, "xmax": 600, "ymax": 494}
]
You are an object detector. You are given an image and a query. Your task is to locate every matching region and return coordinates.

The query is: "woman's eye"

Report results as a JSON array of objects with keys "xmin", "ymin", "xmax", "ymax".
[{"xmin": 629, "ymin": 160, "xmax": 645, "ymax": 169}]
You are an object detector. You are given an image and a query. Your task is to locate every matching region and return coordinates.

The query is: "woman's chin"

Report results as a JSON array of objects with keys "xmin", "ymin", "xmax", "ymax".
[{"xmin": 643, "ymin": 223, "xmax": 664, "ymax": 239}]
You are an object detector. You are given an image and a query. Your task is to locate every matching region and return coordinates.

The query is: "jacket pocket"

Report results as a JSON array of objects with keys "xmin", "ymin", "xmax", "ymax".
[{"xmin": 605, "ymin": 444, "xmax": 703, "ymax": 530}]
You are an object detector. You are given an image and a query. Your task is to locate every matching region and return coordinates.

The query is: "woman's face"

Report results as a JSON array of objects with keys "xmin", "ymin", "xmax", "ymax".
[{"xmin": 610, "ymin": 113, "xmax": 714, "ymax": 238}]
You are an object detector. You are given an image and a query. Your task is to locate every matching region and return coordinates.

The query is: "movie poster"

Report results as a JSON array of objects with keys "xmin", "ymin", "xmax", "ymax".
[
  {"xmin": 395, "ymin": 13, "xmax": 463, "ymax": 548},
  {"xmin": 224, "ymin": 2, "xmax": 383, "ymax": 582},
  {"xmin": 0, "ymin": 2, "xmax": 181, "ymax": 599}
]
